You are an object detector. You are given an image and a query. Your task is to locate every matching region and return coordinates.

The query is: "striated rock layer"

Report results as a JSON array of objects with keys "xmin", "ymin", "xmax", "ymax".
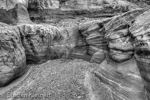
[
  {"xmin": 0, "ymin": 22, "xmax": 27, "ymax": 87},
  {"xmin": 28, "ymin": 0, "xmax": 140, "ymax": 23},
  {"xmin": 94, "ymin": 59, "xmax": 147, "ymax": 100},
  {"xmin": 130, "ymin": 9, "xmax": 150, "ymax": 100},
  {"xmin": 0, "ymin": 0, "xmax": 31, "ymax": 24},
  {"xmin": 17, "ymin": 24, "xmax": 61, "ymax": 64},
  {"xmin": 105, "ymin": 9, "xmax": 145, "ymax": 63},
  {"xmin": 0, "ymin": 1, "xmax": 149, "ymax": 99}
]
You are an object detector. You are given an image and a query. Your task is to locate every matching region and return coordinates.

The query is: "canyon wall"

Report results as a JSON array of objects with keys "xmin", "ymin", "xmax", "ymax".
[
  {"xmin": 28, "ymin": 0, "xmax": 140, "ymax": 24},
  {"xmin": 0, "ymin": 0, "xmax": 150, "ymax": 100}
]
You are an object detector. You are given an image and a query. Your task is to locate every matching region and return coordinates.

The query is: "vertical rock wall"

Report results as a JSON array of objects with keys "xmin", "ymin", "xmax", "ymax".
[{"xmin": 0, "ymin": 0, "xmax": 32, "ymax": 24}]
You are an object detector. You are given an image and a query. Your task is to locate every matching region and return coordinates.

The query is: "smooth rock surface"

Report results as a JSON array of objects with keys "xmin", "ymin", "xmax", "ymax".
[
  {"xmin": 78, "ymin": 19, "xmax": 110, "ymax": 62},
  {"xmin": 0, "ymin": 0, "xmax": 149, "ymax": 99},
  {"xmin": 0, "ymin": 0, "xmax": 28, "ymax": 10}
]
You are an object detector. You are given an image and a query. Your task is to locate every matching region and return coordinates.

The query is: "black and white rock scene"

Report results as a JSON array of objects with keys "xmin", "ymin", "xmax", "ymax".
[{"xmin": 0, "ymin": 0, "xmax": 150, "ymax": 100}]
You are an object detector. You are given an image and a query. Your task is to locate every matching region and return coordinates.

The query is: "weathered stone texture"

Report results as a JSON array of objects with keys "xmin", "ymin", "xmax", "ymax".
[
  {"xmin": 0, "ymin": 1, "xmax": 149, "ymax": 100},
  {"xmin": 0, "ymin": 0, "xmax": 28, "ymax": 10},
  {"xmin": 106, "ymin": 9, "xmax": 146, "ymax": 63},
  {"xmin": 17, "ymin": 24, "xmax": 62, "ymax": 64},
  {"xmin": 0, "ymin": 22, "xmax": 27, "ymax": 87},
  {"xmin": 130, "ymin": 9, "xmax": 150, "ymax": 100},
  {"xmin": 77, "ymin": 19, "xmax": 110, "ymax": 63},
  {"xmin": 0, "ymin": 0, "xmax": 31, "ymax": 24}
]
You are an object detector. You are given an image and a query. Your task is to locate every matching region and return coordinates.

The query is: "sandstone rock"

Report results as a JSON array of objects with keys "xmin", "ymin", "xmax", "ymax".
[
  {"xmin": 88, "ymin": 46, "xmax": 101, "ymax": 55},
  {"xmin": 16, "ymin": 4, "xmax": 32, "ymax": 24},
  {"xmin": 28, "ymin": 0, "xmax": 59, "ymax": 9},
  {"xmin": 105, "ymin": 9, "xmax": 146, "ymax": 63},
  {"xmin": 0, "ymin": 22, "xmax": 27, "ymax": 87},
  {"xmin": 28, "ymin": 0, "xmax": 139, "ymax": 10},
  {"xmin": 105, "ymin": 8, "xmax": 146, "ymax": 31},
  {"xmin": 79, "ymin": 19, "xmax": 109, "ymax": 57},
  {"xmin": 0, "ymin": 0, "xmax": 32, "ymax": 24},
  {"xmin": 129, "ymin": 9, "xmax": 150, "ymax": 99},
  {"xmin": 136, "ymin": 60, "xmax": 150, "ymax": 100},
  {"xmin": 90, "ymin": 50, "xmax": 106, "ymax": 64},
  {"xmin": 17, "ymin": 24, "xmax": 82, "ymax": 63},
  {"xmin": 58, "ymin": 26, "xmax": 92, "ymax": 61},
  {"xmin": 17, "ymin": 24, "xmax": 62, "ymax": 64},
  {"xmin": 107, "ymin": 27, "xmax": 134, "ymax": 63},
  {"xmin": 0, "ymin": 0, "xmax": 28, "ymax": 10},
  {"xmin": 28, "ymin": 0, "xmax": 139, "ymax": 24},
  {"xmin": 125, "ymin": 0, "xmax": 150, "ymax": 8},
  {"xmin": 28, "ymin": 0, "xmax": 138, "ymax": 10},
  {"xmin": 94, "ymin": 59, "xmax": 147, "ymax": 100},
  {"xmin": 63, "ymin": 0, "xmax": 139, "ymax": 10}
]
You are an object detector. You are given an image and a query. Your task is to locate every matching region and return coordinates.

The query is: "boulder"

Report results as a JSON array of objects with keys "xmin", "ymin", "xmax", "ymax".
[
  {"xmin": 28, "ymin": 0, "xmax": 59, "ymax": 9},
  {"xmin": 0, "ymin": 0, "xmax": 28, "ymax": 10},
  {"xmin": 0, "ymin": 22, "xmax": 27, "ymax": 87}
]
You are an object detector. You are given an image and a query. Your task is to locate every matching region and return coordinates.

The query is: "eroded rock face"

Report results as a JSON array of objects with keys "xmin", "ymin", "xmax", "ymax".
[
  {"xmin": 106, "ymin": 9, "xmax": 145, "ymax": 63},
  {"xmin": 0, "ymin": 0, "xmax": 31, "ymax": 24},
  {"xmin": 77, "ymin": 19, "xmax": 111, "ymax": 63},
  {"xmin": 93, "ymin": 60, "xmax": 147, "ymax": 100},
  {"xmin": 28, "ymin": 0, "xmax": 59, "ymax": 9},
  {"xmin": 0, "ymin": 0, "xmax": 28, "ymax": 10},
  {"xmin": 130, "ymin": 9, "xmax": 150, "ymax": 100},
  {"xmin": 17, "ymin": 24, "xmax": 62, "ymax": 64},
  {"xmin": 28, "ymin": 0, "xmax": 138, "ymax": 10},
  {"xmin": 28, "ymin": 0, "xmax": 140, "ymax": 24},
  {"xmin": 0, "ymin": 1, "xmax": 149, "ymax": 99},
  {"xmin": 0, "ymin": 22, "xmax": 27, "ymax": 87}
]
